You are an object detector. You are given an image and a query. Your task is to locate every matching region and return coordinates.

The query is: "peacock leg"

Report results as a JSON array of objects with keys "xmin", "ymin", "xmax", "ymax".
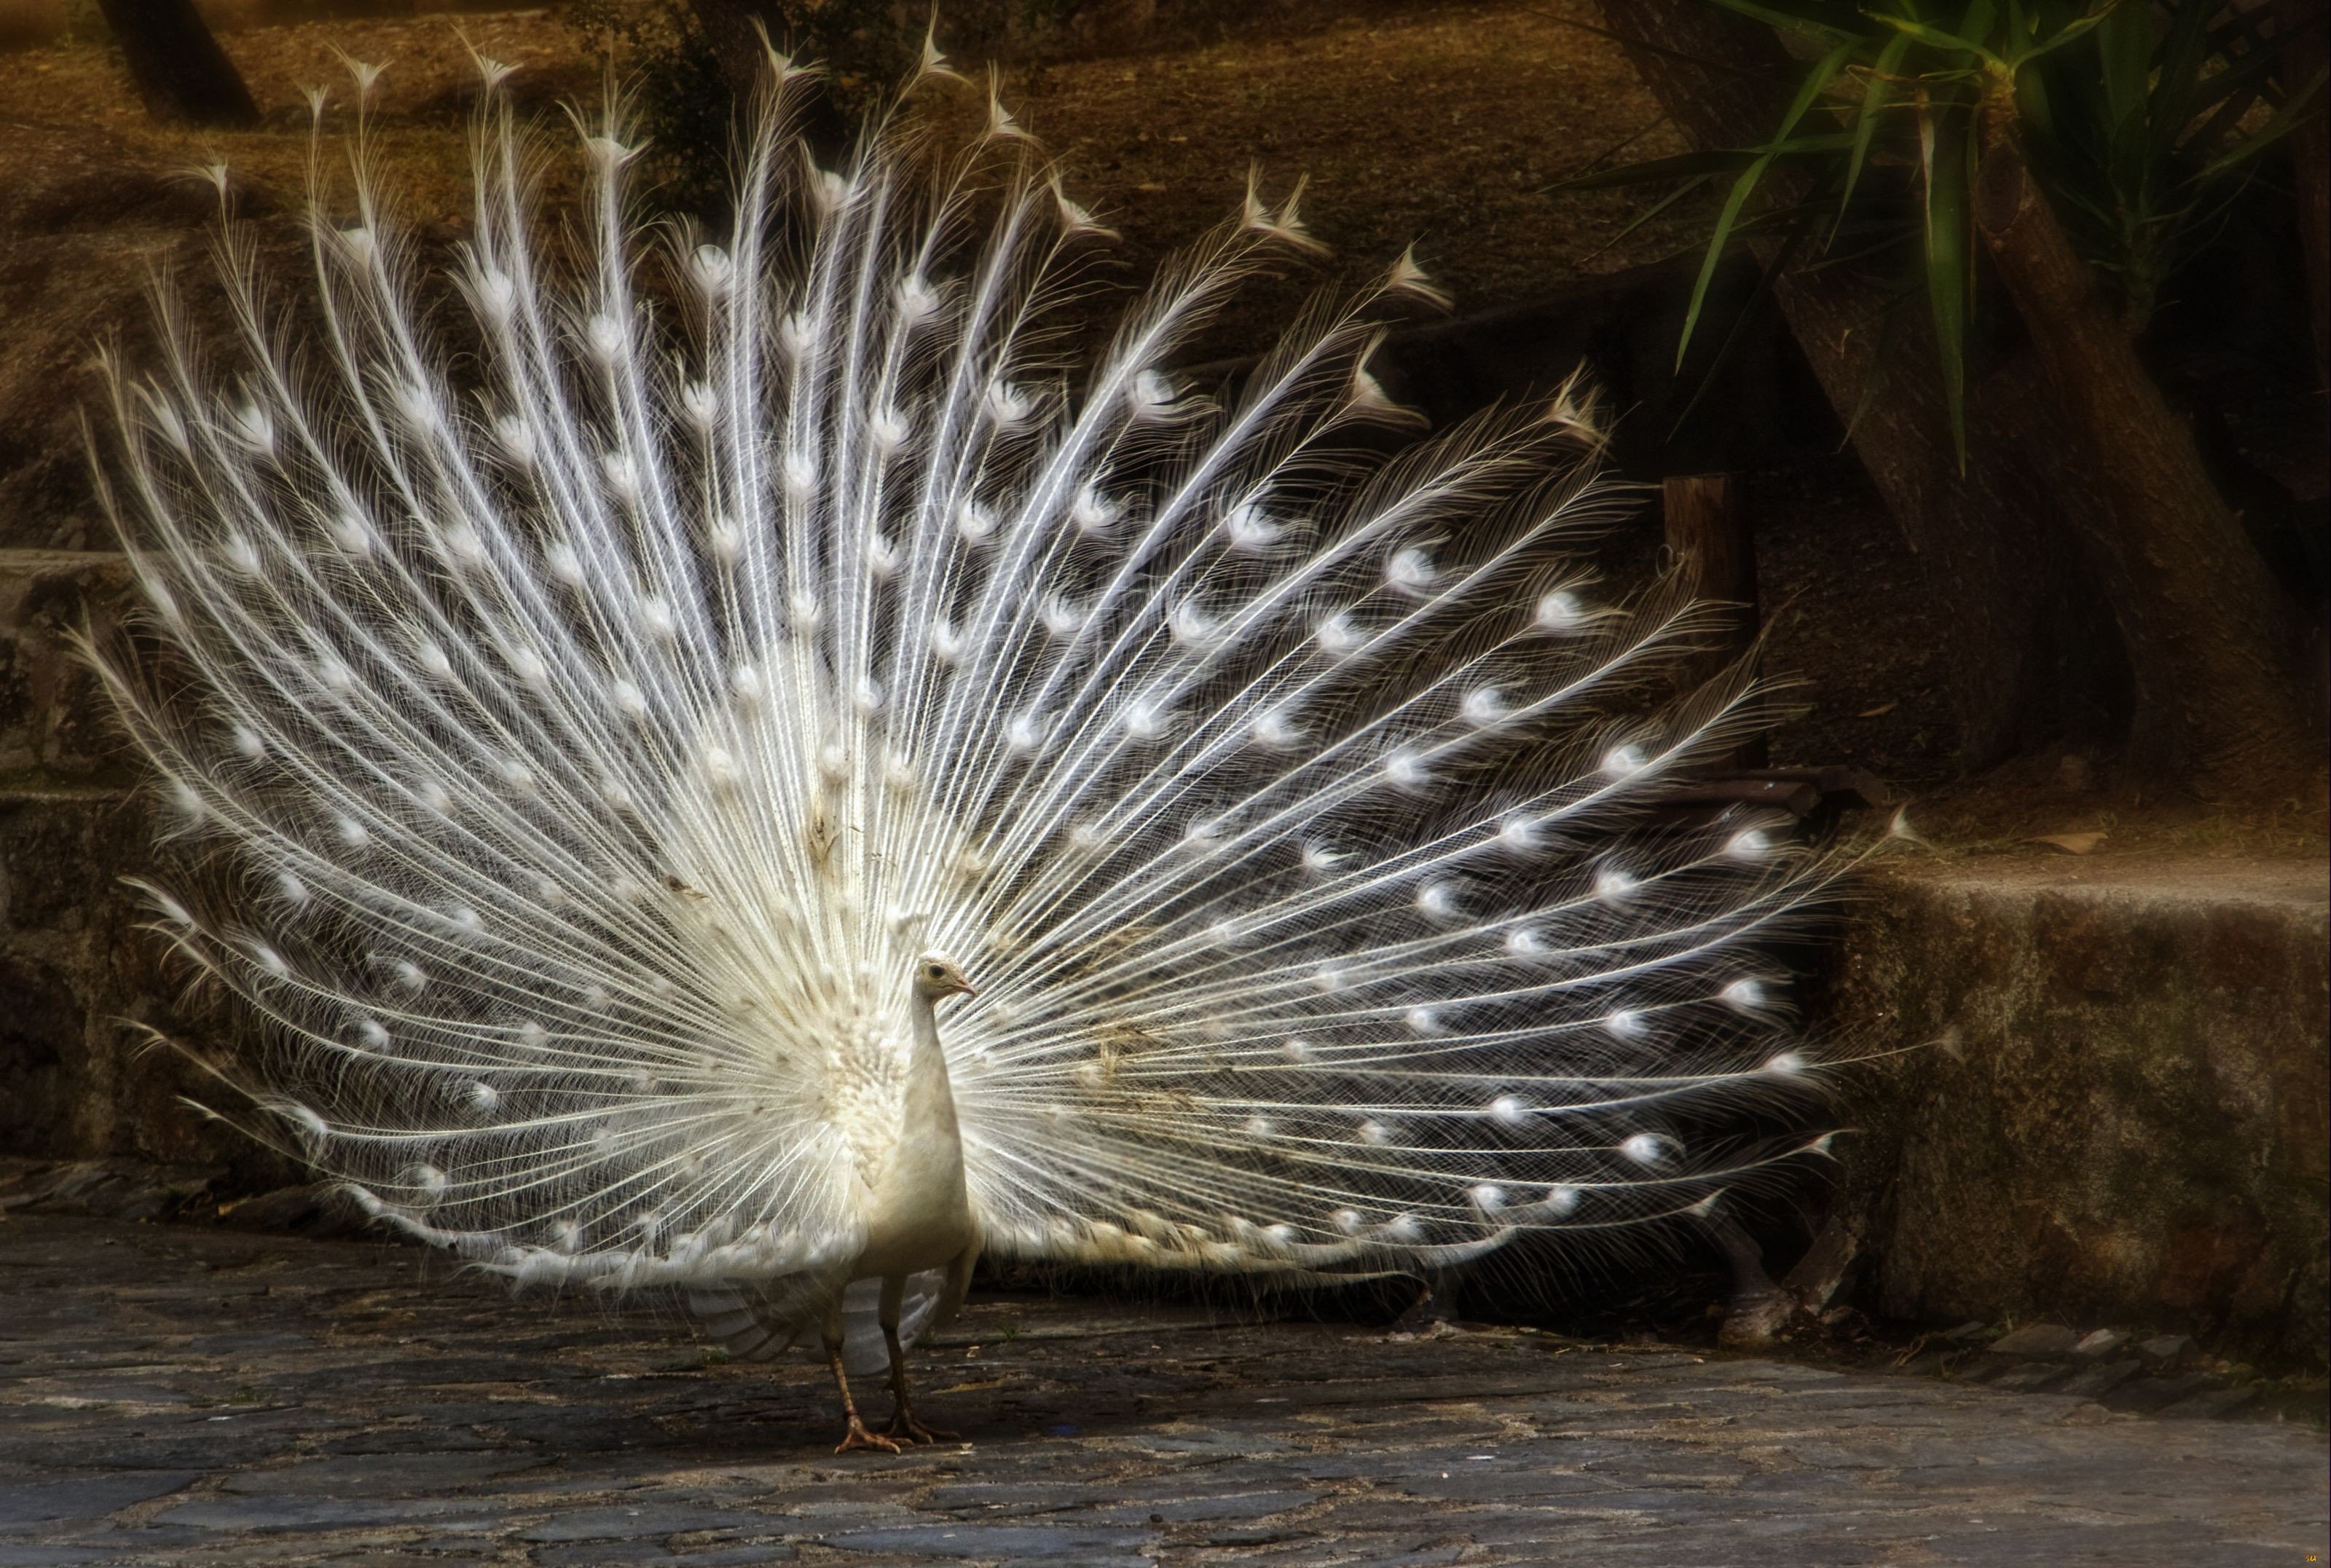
[
  {"xmin": 825, "ymin": 1301, "xmax": 902, "ymax": 1455},
  {"xmin": 878, "ymin": 1274, "xmax": 956, "ymax": 1444}
]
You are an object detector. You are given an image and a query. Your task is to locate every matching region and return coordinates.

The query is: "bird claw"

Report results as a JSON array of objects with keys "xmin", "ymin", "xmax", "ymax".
[
  {"xmin": 884, "ymin": 1412, "xmax": 956, "ymax": 1446},
  {"xmin": 833, "ymin": 1417, "xmax": 905, "ymax": 1455}
]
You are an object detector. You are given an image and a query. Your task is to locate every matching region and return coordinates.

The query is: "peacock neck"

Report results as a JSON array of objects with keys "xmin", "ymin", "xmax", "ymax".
[{"xmin": 902, "ymin": 991, "xmax": 964, "ymax": 1151}]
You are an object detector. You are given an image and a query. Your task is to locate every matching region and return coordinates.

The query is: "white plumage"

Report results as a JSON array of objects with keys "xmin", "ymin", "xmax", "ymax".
[{"xmin": 87, "ymin": 51, "xmax": 1847, "ymax": 1451}]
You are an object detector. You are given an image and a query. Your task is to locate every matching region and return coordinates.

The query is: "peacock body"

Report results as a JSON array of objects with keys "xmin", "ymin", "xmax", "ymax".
[{"xmin": 90, "ymin": 51, "xmax": 1846, "ymax": 1449}]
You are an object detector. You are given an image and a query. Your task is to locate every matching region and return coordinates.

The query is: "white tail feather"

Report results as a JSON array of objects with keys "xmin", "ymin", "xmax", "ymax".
[{"xmin": 90, "ymin": 63, "xmax": 1848, "ymax": 1311}]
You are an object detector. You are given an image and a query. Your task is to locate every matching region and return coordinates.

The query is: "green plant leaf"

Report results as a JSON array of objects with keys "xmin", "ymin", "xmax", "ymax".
[
  {"xmin": 1672, "ymin": 41, "xmax": 1858, "ymax": 367},
  {"xmin": 2193, "ymin": 67, "xmax": 2327, "ymax": 184},
  {"xmin": 1872, "ymin": 15, "xmax": 2008, "ymax": 75},
  {"xmin": 1833, "ymin": 30, "xmax": 1917, "ymax": 240},
  {"xmin": 1916, "ymin": 91, "xmax": 1970, "ymax": 465},
  {"xmin": 1702, "ymin": 0, "xmax": 1863, "ymax": 41}
]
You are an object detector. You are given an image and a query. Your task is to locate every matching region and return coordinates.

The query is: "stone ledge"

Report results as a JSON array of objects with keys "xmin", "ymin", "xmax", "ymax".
[{"xmin": 1823, "ymin": 851, "xmax": 2330, "ymax": 1371}]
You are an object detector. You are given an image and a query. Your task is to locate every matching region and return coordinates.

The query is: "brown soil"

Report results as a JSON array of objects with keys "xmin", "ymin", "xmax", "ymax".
[{"xmin": 0, "ymin": 1, "xmax": 1709, "ymax": 291}]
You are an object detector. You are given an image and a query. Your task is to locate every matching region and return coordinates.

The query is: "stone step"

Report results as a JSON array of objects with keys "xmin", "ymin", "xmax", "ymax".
[{"xmin": 1823, "ymin": 854, "xmax": 2329, "ymax": 1371}]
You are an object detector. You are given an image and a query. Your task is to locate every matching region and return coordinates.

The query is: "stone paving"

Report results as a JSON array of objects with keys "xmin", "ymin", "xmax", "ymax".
[{"xmin": 1, "ymin": 1216, "xmax": 2324, "ymax": 1567}]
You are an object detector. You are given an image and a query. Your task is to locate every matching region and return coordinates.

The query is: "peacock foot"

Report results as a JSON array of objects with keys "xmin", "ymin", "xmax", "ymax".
[
  {"xmin": 883, "ymin": 1410, "xmax": 957, "ymax": 1445},
  {"xmin": 833, "ymin": 1417, "xmax": 905, "ymax": 1455}
]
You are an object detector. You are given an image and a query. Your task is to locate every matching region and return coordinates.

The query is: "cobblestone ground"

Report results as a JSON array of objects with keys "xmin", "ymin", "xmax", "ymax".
[{"xmin": 2, "ymin": 1216, "xmax": 2324, "ymax": 1567}]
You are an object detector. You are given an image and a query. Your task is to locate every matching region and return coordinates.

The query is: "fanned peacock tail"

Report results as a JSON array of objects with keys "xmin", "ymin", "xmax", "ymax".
[{"xmin": 87, "ymin": 50, "xmax": 1853, "ymax": 1296}]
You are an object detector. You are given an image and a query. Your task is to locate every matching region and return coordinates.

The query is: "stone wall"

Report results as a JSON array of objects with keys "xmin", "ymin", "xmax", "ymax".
[{"xmin": 0, "ymin": 548, "xmax": 283, "ymax": 1184}]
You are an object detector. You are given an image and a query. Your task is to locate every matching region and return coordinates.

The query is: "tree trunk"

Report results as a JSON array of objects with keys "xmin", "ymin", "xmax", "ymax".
[
  {"xmin": 1662, "ymin": 473, "xmax": 1769, "ymax": 770},
  {"xmin": 93, "ymin": 0, "xmax": 258, "ymax": 127},
  {"xmin": 1973, "ymin": 135, "xmax": 2314, "ymax": 779},
  {"xmin": 1596, "ymin": 1, "xmax": 2117, "ymax": 772}
]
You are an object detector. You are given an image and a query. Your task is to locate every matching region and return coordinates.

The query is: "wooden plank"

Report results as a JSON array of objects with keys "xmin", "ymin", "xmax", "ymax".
[{"xmin": 1662, "ymin": 473, "xmax": 1765, "ymax": 768}]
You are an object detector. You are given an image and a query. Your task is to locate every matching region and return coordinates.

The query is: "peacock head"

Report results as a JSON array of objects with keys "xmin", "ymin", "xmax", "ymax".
[{"xmin": 913, "ymin": 954, "xmax": 978, "ymax": 1004}]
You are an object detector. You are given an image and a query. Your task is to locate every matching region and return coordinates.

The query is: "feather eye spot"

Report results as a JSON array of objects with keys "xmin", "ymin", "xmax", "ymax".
[
  {"xmin": 689, "ymin": 243, "xmax": 734, "ymax": 297},
  {"xmin": 1004, "ymin": 711, "xmax": 1047, "ymax": 754},
  {"xmin": 1622, "ymin": 1132, "xmax": 1675, "ymax": 1168},
  {"xmin": 494, "ymin": 414, "xmax": 536, "ymax": 468},
  {"xmin": 1314, "ymin": 610, "xmax": 1363, "ymax": 657},
  {"xmin": 1383, "ymin": 749, "xmax": 1428, "ymax": 789},
  {"xmin": 1222, "ymin": 501, "xmax": 1281, "ymax": 553},
  {"xmin": 282, "ymin": 1101, "xmax": 329, "ymax": 1147},
  {"xmin": 1536, "ymin": 589, "xmax": 1590, "ymax": 634},
  {"xmin": 1249, "ymin": 707, "xmax": 1302, "ymax": 749},
  {"xmin": 331, "ymin": 512, "xmax": 377, "ymax": 557},
  {"xmin": 1128, "ymin": 369, "xmax": 1179, "ymax": 419},
  {"xmin": 1069, "ymin": 485, "xmax": 1119, "ymax": 535},
  {"xmin": 1168, "ymin": 600, "xmax": 1220, "ymax": 649},
  {"xmin": 1461, "ymin": 686, "xmax": 1509, "ymax": 726},
  {"xmin": 1385, "ymin": 545, "xmax": 1436, "ymax": 594},
  {"xmin": 896, "ymin": 275, "xmax": 940, "ymax": 322},
  {"xmin": 984, "ymin": 381, "xmax": 1034, "ymax": 428},
  {"xmin": 585, "ymin": 312, "xmax": 626, "ymax": 363},
  {"xmin": 400, "ymin": 1162, "xmax": 449, "ymax": 1205},
  {"xmin": 230, "ymin": 401, "xmax": 275, "ymax": 454},
  {"xmin": 602, "ymin": 453, "xmax": 641, "ymax": 505},
  {"xmin": 475, "ymin": 267, "xmax": 517, "ymax": 323}
]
